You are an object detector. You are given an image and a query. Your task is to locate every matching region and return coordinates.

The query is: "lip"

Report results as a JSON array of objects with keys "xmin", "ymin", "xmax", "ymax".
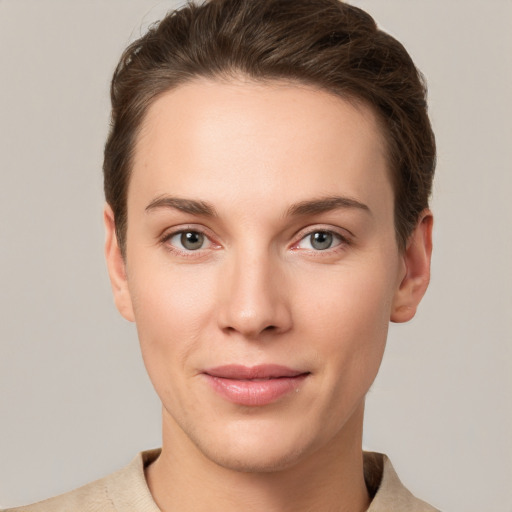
[{"xmin": 202, "ymin": 364, "xmax": 310, "ymax": 406}]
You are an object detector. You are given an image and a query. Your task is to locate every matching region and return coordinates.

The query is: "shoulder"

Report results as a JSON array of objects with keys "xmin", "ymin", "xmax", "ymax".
[
  {"xmin": 1, "ymin": 449, "xmax": 161, "ymax": 512},
  {"xmin": 1, "ymin": 475, "xmax": 114, "ymax": 512},
  {"xmin": 365, "ymin": 452, "xmax": 440, "ymax": 512}
]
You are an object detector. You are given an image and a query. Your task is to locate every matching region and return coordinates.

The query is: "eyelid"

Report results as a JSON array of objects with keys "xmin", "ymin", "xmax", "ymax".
[
  {"xmin": 158, "ymin": 223, "xmax": 352, "ymax": 256},
  {"xmin": 293, "ymin": 224, "xmax": 352, "ymax": 242},
  {"xmin": 160, "ymin": 224, "xmax": 221, "ymax": 255},
  {"xmin": 290, "ymin": 225, "xmax": 352, "ymax": 251}
]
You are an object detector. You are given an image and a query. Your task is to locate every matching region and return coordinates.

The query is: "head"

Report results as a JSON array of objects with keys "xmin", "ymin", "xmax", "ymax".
[
  {"xmin": 103, "ymin": 0, "xmax": 435, "ymax": 474},
  {"xmin": 104, "ymin": 0, "xmax": 436, "ymax": 257}
]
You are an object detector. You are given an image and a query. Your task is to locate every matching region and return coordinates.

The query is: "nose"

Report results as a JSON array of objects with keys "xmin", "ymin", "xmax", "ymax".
[{"xmin": 217, "ymin": 249, "xmax": 292, "ymax": 339}]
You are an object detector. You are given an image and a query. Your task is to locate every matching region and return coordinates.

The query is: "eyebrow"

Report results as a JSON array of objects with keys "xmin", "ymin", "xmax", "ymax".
[
  {"xmin": 145, "ymin": 196, "xmax": 217, "ymax": 216},
  {"xmin": 145, "ymin": 194, "xmax": 371, "ymax": 218},
  {"xmin": 286, "ymin": 196, "xmax": 371, "ymax": 217}
]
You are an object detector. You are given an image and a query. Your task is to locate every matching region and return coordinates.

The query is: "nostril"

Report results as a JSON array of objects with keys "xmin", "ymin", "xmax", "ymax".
[{"xmin": 263, "ymin": 325, "xmax": 277, "ymax": 332}]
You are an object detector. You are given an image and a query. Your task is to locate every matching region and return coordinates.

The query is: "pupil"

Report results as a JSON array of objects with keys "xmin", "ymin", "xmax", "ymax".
[
  {"xmin": 181, "ymin": 231, "xmax": 204, "ymax": 250},
  {"xmin": 311, "ymin": 231, "xmax": 332, "ymax": 250}
]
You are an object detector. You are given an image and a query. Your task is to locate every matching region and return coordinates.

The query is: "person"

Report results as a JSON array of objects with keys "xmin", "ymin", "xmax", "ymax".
[{"xmin": 4, "ymin": 0, "xmax": 438, "ymax": 510}]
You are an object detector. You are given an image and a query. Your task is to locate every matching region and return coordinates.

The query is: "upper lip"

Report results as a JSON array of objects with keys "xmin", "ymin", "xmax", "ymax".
[{"xmin": 203, "ymin": 364, "xmax": 308, "ymax": 380}]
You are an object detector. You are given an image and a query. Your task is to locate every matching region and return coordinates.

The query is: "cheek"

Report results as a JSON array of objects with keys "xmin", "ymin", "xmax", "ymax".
[
  {"xmin": 295, "ymin": 256, "xmax": 396, "ymax": 333},
  {"xmin": 126, "ymin": 259, "xmax": 218, "ymax": 382},
  {"xmin": 294, "ymin": 260, "xmax": 395, "ymax": 386}
]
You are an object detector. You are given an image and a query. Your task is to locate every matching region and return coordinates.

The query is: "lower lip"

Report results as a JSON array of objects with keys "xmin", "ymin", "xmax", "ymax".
[{"xmin": 204, "ymin": 374, "xmax": 308, "ymax": 406}]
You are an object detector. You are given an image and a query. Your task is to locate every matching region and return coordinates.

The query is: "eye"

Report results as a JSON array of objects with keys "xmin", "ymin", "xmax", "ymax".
[
  {"xmin": 296, "ymin": 230, "xmax": 344, "ymax": 251},
  {"xmin": 167, "ymin": 230, "xmax": 210, "ymax": 251}
]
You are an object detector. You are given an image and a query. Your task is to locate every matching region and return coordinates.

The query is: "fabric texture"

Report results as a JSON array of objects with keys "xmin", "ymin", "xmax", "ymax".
[{"xmin": 3, "ymin": 450, "xmax": 439, "ymax": 511}]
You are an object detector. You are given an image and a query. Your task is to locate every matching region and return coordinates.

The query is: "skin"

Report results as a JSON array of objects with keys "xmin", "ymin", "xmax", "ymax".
[{"xmin": 105, "ymin": 78, "xmax": 432, "ymax": 512}]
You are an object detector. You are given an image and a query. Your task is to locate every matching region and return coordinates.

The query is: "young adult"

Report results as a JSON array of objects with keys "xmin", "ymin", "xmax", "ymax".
[{"xmin": 5, "ymin": 0, "xmax": 438, "ymax": 510}]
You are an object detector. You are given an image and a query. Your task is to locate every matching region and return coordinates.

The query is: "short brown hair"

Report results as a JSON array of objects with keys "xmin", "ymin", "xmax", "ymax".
[{"xmin": 104, "ymin": 0, "xmax": 436, "ymax": 254}]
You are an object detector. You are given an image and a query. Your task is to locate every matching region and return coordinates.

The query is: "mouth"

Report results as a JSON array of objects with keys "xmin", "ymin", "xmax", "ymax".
[{"xmin": 202, "ymin": 364, "xmax": 310, "ymax": 406}]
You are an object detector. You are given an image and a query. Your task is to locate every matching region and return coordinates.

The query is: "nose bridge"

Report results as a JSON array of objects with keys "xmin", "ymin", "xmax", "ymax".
[{"xmin": 218, "ymin": 244, "xmax": 291, "ymax": 338}]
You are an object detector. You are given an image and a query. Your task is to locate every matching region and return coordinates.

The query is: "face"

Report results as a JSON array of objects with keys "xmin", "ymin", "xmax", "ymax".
[{"xmin": 105, "ymin": 79, "xmax": 431, "ymax": 473}]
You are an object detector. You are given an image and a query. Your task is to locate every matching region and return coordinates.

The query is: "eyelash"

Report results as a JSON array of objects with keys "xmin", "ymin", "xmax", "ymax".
[
  {"xmin": 159, "ymin": 225, "xmax": 351, "ymax": 257},
  {"xmin": 292, "ymin": 229, "xmax": 350, "ymax": 252},
  {"xmin": 160, "ymin": 225, "xmax": 220, "ymax": 258}
]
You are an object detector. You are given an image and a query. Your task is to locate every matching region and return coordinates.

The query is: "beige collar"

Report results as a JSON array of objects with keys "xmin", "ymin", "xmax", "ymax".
[{"xmin": 106, "ymin": 449, "xmax": 438, "ymax": 512}]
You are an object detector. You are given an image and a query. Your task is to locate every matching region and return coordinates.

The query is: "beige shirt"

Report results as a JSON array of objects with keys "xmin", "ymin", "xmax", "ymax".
[{"xmin": 3, "ymin": 450, "xmax": 439, "ymax": 511}]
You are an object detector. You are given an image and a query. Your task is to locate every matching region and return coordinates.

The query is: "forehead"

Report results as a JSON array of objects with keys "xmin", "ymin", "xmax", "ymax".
[{"xmin": 129, "ymin": 78, "xmax": 392, "ymax": 218}]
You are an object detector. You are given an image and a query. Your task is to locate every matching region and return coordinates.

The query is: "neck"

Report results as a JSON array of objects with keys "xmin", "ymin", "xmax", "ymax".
[{"xmin": 146, "ymin": 404, "xmax": 370, "ymax": 512}]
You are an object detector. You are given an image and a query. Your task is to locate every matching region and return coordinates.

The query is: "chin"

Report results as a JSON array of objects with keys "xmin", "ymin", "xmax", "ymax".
[
  {"xmin": 200, "ymin": 438, "xmax": 309, "ymax": 474},
  {"xmin": 186, "ymin": 416, "xmax": 324, "ymax": 474}
]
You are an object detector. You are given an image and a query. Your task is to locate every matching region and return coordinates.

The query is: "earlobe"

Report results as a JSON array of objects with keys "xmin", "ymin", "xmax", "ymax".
[
  {"xmin": 103, "ymin": 204, "xmax": 135, "ymax": 322},
  {"xmin": 390, "ymin": 210, "xmax": 433, "ymax": 323}
]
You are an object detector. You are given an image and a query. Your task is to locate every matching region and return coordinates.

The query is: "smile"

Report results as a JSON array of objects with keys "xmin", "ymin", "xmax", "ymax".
[{"xmin": 202, "ymin": 365, "xmax": 310, "ymax": 406}]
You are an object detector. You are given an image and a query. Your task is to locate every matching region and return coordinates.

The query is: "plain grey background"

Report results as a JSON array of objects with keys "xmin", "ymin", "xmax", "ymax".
[{"xmin": 1, "ymin": 1, "xmax": 511, "ymax": 511}]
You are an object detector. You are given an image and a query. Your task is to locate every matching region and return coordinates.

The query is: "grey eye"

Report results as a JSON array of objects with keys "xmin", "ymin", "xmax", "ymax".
[
  {"xmin": 310, "ymin": 231, "xmax": 334, "ymax": 250},
  {"xmin": 180, "ymin": 231, "xmax": 205, "ymax": 250}
]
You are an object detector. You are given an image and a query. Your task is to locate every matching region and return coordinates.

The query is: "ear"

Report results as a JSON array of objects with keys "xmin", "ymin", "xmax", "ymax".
[
  {"xmin": 390, "ymin": 209, "xmax": 433, "ymax": 323},
  {"xmin": 104, "ymin": 203, "xmax": 135, "ymax": 322}
]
